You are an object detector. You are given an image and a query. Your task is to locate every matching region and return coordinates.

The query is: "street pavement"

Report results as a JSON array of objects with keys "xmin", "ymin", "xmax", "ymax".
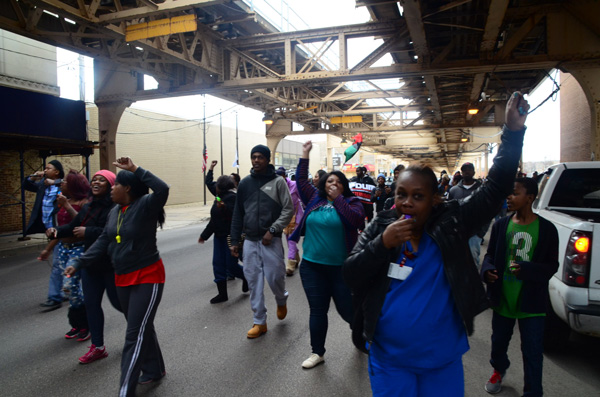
[{"xmin": 1, "ymin": 210, "xmax": 599, "ymax": 396}]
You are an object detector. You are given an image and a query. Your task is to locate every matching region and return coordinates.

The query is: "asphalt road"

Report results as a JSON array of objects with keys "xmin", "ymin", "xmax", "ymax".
[{"xmin": 1, "ymin": 223, "xmax": 599, "ymax": 396}]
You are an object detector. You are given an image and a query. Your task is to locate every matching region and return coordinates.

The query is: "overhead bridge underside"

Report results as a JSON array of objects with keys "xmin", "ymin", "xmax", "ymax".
[{"xmin": 1, "ymin": 0, "xmax": 599, "ymax": 169}]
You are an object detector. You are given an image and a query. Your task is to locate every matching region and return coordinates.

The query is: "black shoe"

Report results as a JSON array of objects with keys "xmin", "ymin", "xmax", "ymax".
[
  {"xmin": 139, "ymin": 371, "xmax": 166, "ymax": 385},
  {"xmin": 40, "ymin": 300, "xmax": 62, "ymax": 310},
  {"xmin": 65, "ymin": 328, "xmax": 79, "ymax": 339},
  {"xmin": 242, "ymin": 278, "xmax": 249, "ymax": 293}
]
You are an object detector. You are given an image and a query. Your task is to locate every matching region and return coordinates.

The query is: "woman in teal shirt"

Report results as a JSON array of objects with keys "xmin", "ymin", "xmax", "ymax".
[{"xmin": 291, "ymin": 141, "xmax": 365, "ymax": 369}]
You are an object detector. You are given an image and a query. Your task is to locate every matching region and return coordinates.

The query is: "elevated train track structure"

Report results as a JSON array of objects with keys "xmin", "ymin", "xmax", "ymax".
[{"xmin": 1, "ymin": 0, "xmax": 599, "ymax": 170}]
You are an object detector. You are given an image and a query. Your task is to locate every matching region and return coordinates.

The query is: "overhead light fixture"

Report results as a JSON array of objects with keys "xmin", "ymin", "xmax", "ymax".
[
  {"xmin": 340, "ymin": 137, "xmax": 348, "ymax": 146},
  {"xmin": 461, "ymin": 137, "xmax": 469, "ymax": 142},
  {"xmin": 468, "ymin": 108, "xmax": 479, "ymax": 115},
  {"xmin": 262, "ymin": 113, "xmax": 274, "ymax": 125}
]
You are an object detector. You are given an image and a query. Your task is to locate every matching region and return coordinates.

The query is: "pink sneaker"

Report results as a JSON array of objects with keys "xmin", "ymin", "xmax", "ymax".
[{"xmin": 79, "ymin": 345, "xmax": 108, "ymax": 364}]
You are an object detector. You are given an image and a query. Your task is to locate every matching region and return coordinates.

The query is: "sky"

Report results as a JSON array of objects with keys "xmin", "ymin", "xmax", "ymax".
[{"xmin": 56, "ymin": 0, "xmax": 561, "ymax": 162}]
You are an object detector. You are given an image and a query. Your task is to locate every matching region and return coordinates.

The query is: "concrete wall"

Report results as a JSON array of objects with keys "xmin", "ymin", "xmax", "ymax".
[
  {"xmin": 86, "ymin": 106, "xmax": 267, "ymax": 204},
  {"xmin": 560, "ymin": 71, "xmax": 592, "ymax": 162},
  {"xmin": 0, "ymin": 29, "xmax": 59, "ymax": 95}
]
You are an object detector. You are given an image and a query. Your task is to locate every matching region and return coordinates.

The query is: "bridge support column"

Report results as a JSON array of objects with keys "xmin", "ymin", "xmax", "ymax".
[{"xmin": 94, "ymin": 58, "xmax": 139, "ymax": 171}]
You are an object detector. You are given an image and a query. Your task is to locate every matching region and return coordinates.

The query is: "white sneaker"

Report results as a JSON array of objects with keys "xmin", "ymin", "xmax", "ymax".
[{"xmin": 302, "ymin": 353, "xmax": 325, "ymax": 369}]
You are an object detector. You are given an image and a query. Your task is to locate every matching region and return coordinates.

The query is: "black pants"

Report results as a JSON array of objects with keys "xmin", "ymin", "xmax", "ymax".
[
  {"xmin": 117, "ymin": 283, "xmax": 165, "ymax": 397},
  {"xmin": 81, "ymin": 268, "xmax": 122, "ymax": 347}
]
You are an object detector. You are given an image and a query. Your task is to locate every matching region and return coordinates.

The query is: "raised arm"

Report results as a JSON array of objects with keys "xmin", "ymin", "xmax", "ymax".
[
  {"xmin": 295, "ymin": 141, "xmax": 319, "ymax": 205},
  {"xmin": 455, "ymin": 92, "xmax": 529, "ymax": 238}
]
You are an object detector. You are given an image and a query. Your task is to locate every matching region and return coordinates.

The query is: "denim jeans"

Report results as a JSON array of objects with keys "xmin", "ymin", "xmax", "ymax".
[
  {"xmin": 299, "ymin": 259, "xmax": 353, "ymax": 356},
  {"xmin": 490, "ymin": 311, "xmax": 546, "ymax": 397},
  {"xmin": 213, "ymin": 235, "xmax": 244, "ymax": 283},
  {"xmin": 47, "ymin": 243, "xmax": 65, "ymax": 303},
  {"xmin": 468, "ymin": 235, "xmax": 482, "ymax": 270}
]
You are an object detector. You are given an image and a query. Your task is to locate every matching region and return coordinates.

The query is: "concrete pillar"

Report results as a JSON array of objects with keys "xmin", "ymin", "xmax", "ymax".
[
  {"xmin": 265, "ymin": 118, "xmax": 295, "ymax": 156},
  {"xmin": 94, "ymin": 58, "xmax": 139, "ymax": 171},
  {"xmin": 97, "ymin": 101, "xmax": 131, "ymax": 171},
  {"xmin": 560, "ymin": 68, "xmax": 600, "ymax": 161}
]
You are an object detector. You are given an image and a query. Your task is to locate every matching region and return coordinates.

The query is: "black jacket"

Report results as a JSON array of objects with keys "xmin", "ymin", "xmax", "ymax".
[
  {"xmin": 22, "ymin": 177, "xmax": 62, "ymax": 235},
  {"xmin": 200, "ymin": 190, "xmax": 236, "ymax": 240},
  {"xmin": 230, "ymin": 165, "xmax": 293, "ymax": 244},
  {"xmin": 343, "ymin": 126, "xmax": 525, "ymax": 353},
  {"xmin": 481, "ymin": 215, "xmax": 559, "ymax": 313},
  {"xmin": 56, "ymin": 194, "xmax": 115, "ymax": 271},
  {"xmin": 73, "ymin": 167, "xmax": 169, "ymax": 275}
]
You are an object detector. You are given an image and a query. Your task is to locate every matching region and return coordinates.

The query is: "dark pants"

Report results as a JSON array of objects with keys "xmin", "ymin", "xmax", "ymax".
[
  {"xmin": 490, "ymin": 311, "xmax": 545, "ymax": 397},
  {"xmin": 299, "ymin": 259, "xmax": 353, "ymax": 356},
  {"xmin": 213, "ymin": 235, "xmax": 244, "ymax": 283},
  {"xmin": 362, "ymin": 202, "xmax": 374, "ymax": 222},
  {"xmin": 117, "ymin": 283, "xmax": 165, "ymax": 397},
  {"xmin": 81, "ymin": 267, "xmax": 122, "ymax": 347}
]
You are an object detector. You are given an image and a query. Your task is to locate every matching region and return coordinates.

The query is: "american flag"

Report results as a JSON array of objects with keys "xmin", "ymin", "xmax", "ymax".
[{"xmin": 201, "ymin": 144, "xmax": 208, "ymax": 172}]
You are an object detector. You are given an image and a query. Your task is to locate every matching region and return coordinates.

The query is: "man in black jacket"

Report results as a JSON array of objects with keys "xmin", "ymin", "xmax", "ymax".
[
  {"xmin": 230, "ymin": 145, "xmax": 293, "ymax": 339},
  {"xmin": 22, "ymin": 160, "xmax": 65, "ymax": 309},
  {"xmin": 481, "ymin": 177, "xmax": 558, "ymax": 396},
  {"xmin": 448, "ymin": 162, "xmax": 488, "ymax": 268}
]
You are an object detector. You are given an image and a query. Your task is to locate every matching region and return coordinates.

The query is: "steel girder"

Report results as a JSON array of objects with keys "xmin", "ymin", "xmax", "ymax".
[{"xmin": 0, "ymin": 0, "xmax": 599, "ymax": 168}]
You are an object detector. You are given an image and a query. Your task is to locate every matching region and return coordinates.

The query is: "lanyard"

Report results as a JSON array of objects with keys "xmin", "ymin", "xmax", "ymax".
[
  {"xmin": 397, "ymin": 241, "xmax": 417, "ymax": 267},
  {"xmin": 116, "ymin": 206, "xmax": 129, "ymax": 243}
]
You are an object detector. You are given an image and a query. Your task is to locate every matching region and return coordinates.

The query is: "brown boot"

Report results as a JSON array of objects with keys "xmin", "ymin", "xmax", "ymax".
[
  {"xmin": 277, "ymin": 304, "xmax": 287, "ymax": 320},
  {"xmin": 286, "ymin": 259, "xmax": 297, "ymax": 276},
  {"xmin": 247, "ymin": 323, "xmax": 268, "ymax": 339}
]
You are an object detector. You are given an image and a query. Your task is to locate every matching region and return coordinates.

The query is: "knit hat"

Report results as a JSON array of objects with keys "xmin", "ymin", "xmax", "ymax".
[
  {"xmin": 377, "ymin": 173, "xmax": 386, "ymax": 180},
  {"xmin": 250, "ymin": 144, "xmax": 271, "ymax": 162},
  {"xmin": 48, "ymin": 160, "xmax": 64, "ymax": 179},
  {"xmin": 276, "ymin": 167, "xmax": 286, "ymax": 176},
  {"xmin": 93, "ymin": 170, "xmax": 116, "ymax": 187}
]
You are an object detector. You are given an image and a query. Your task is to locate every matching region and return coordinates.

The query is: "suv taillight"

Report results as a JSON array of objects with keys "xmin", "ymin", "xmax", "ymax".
[{"xmin": 563, "ymin": 230, "xmax": 592, "ymax": 287}]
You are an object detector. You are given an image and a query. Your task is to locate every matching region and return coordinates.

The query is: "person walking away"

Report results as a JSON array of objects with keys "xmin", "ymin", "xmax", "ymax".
[
  {"xmin": 66, "ymin": 157, "xmax": 169, "ymax": 396},
  {"xmin": 230, "ymin": 145, "xmax": 294, "ymax": 339},
  {"xmin": 343, "ymin": 91, "xmax": 530, "ymax": 396},
  {"xmin": 481, "ymin": 177, "xmax": 558, "ymax": 396},
  {"xmin": 276, "ymin": 167, "xmax": 305, "ymax": 277},
  {"xmin": 291, "ymin": 141, "xmax": 364, "ymax": 369},
  {"xmin": 52, "ymin": 170, "xmax": 121, "ymax": 364},
  {"xmin": 23, "ymin": 160, "xmax": 65, "ymax": 310},
  {"xmin": 199, "ymin": 175, "xmax": 249, "ymax": 303}
]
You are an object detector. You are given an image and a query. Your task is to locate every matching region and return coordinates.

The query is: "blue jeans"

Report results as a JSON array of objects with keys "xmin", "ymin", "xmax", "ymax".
[
  {"xmin": 299, "ymin": 259, "xmax": 353, "ymax": 356},
  {"xmin": 213, "ymin": 235, "xmax": 244, "ymax": 283},
  {"xmin": 468, "ymin": 235, "xmax": 482, "ymax": 270},
  {"xmin": 490, "ymin": 311, "xmax": 546, "ymax": 397},
  {"xmin": 47, "ymin": 243, "xmax": 65, "ymax": 302},
  {"xmin": 81, "ymin": 267, "xmax": 122, "ymax": 347}
]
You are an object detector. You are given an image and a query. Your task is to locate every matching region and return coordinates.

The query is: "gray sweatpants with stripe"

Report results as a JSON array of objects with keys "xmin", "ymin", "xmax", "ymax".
[
  {"xmin": 117, "ymin": 283, "xmax": 165, "ymax": 397},
  {"xmin": 243, "ymin": 238, "xmax": 289, "ymax": 325}
]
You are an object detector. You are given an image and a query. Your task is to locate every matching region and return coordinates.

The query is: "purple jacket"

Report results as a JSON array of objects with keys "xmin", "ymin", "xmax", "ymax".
[
  {"xmin": 290, "ymin": 158, "xmax": 365, "ymax": 253},
  {"xmin": 286, "ymin": 178, "xmax": 304, "ymax": 228}
]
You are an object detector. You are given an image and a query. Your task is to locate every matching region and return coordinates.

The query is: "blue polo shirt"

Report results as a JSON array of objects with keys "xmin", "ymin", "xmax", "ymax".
[{"xmin": 370, "ymin": 233, "xmax": 469, "ymax": 369}]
